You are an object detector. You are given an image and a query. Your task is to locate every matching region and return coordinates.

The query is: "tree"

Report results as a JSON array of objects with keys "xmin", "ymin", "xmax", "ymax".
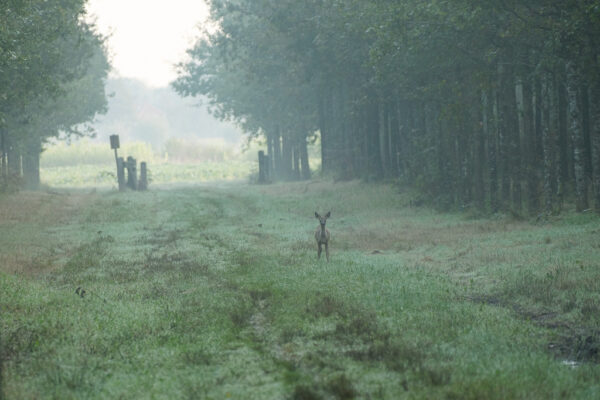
[
  {"xmin": 175, "ymin": 0, "xmax": 600, "ymax": 213},
  {"xmin": 0, "ymin": 0, "xmax": 109, "ymax": 190}
]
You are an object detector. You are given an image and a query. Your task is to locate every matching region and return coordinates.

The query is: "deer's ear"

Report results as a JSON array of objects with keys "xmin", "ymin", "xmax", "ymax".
[
  {"xmin": 325, "ymin": 211, "xmax": 331, "ymax": 218},
  {"xmin": 315, "ymin": 212, "xmax": 320, "ymax": 218}
]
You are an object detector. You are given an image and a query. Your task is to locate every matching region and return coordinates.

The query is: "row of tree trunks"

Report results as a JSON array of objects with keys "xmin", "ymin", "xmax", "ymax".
[
  {"xmin": 266, "ymin": 129, "xmax": 310, "ymax": 182},
  {"xmin": 541, "ymin": 75, "xmax": 554, "ymax": 214},
  {"xmin": 1, "ymin": 129, "xmax": 41, "ymax": 190},
  {"xmin": 315, "ymin": 57, "xmax": 600, "ymax": 215},
  {"xmin": 566, "ymin": 62, "xmax": 589, "ymax": 212},
  {"xmin": 22, "ymin": 137, "xmax": 41, "ymax": 190}
]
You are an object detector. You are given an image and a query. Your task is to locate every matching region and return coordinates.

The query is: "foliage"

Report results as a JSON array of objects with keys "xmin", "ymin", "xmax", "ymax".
[
  {"xmin": 0, "ymin": 0, "xmax": 109, "ymax": 190},
  {"xmin": 175, "ymin": 0, "xmax": 600, "ymax": 213}
]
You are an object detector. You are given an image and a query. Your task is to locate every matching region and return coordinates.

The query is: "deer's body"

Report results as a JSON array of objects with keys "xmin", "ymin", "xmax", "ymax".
[{"xmin": 315, "ymin": 212, "xmax": 331, "ymax": 261}]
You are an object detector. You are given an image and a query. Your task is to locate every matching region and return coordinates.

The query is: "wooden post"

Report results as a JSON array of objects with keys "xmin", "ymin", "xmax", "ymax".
[
  {"xmin": 126, "ymin": 156, "xmax": 137, "ymax": 190},
  {"xmin": 139, "ymin": 162, "xmax": 148, "ymax": 191},
  {"xmin": 110, "ymin": 135, "xmax": 122, "ymax": 190},
  {"xmin": 117, "ymin": 157, "xmax": 126, "ymax": 191}
]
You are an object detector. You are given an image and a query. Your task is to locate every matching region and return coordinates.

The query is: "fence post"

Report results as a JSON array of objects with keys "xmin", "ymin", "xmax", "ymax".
[
  {"xmin": 110, "ymin": 135, "xmax": 122, "ymax": 189},
  {"xmin": 139, "ymin": 162, "xmax": 148, "ymax": 191},
  {"xmin": 127, "ymin": 156, "xmax": 137, "ymax": 190},
  {"xmin": 117, "ymin": 157, "xmax": 126, "ymax": 191}
]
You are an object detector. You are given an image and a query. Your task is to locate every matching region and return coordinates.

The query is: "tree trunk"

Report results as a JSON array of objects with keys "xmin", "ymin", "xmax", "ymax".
[
  {"xmin": 267, "ymin": 131, "xmax": 274, "ymax": 177},
  {"xmin": 489, "ymin": 89, "xmax": 499, "ymax": 212},
  {"xmin": 437, "ymin": 114, "xmax": 453, "ymax": 209},
  {"xmin": 457, "ymin": 117, "xmax": 470, "ymax": 206},
  {"xmin": 7, "ymin": 144, "xmax": 21, "ymax": 177},
  {"xmin": 557, "ymin": 74, "xmax": 569, "ymax": 205},
  {"xmin": 0, "ymin": 128, "xmax": 7, "ymax": 181},
  {"xmin": 566, "ymin": 62, "xmax": 589, "ymax": 211},
  {"xmin": 281, "ymin": 133, "xmax": 293, "ymax": 180},
  {"xmin": 292, "ymin": 138, "xmax": 301, "ymax": 181},
  {"xmin": 388, "ymin": 106, "xmax": 397, "ymax": 175},
  {"xmin": 396, "ymin": 101, "xmax": 409, "ymax": 179},
  {"xmin": 404, "ymin": 104, "xmax": 415, "ymax": 184},
  {"xmin": 497, "ymin": 66, "xmax": 511, "ymax": 210},
  {"xmin": 581, "ymin": 85, "xmax": 593, "ymax": 183},
  {"xmin": 300, "ymin": 135, "xmax": 311, "ymax": 180},
  {"xmin": 541, "ymin": 75, "xmax": 554, "ymax": 214},
  {"xmin": 475, "ymin": 92, "xmax": 488, "ymax": 211},
  {"xmin": 23, "ymin": 136, "xmax": 41, "ymax": 190},
  {"xmin": 378, "ymin": 99, "xmax": 389, "ymax": 177},
  {"xmin": 510, "ymin": 80, "xmax": 522, "ymax": 213},
  {"xmin": 273, "ymin": 127, "xmax": 282, "ymax": 180},
  {"xmin": 522, "ymin": 78, "xmax": 539, "ymax": 214},
  {"xmin": 368, "ymin": 99, "xmax": 383, "ymax": 180},
  {"xmin": 318, "ymin": 89, "xmax": 330, "ymax": 175},
  {"xmin": 591, "ymin": 82, "xmax": 600, "ymax": 212}
]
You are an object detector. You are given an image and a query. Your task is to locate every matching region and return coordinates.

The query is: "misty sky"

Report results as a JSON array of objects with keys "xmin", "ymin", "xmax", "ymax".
[
  {"xmin": 86, "ymin": 0, "xmax": 209, "ymax": 87},
  {"xmin": 83, "ymin": 0, "xmax": 242, "ymax": 145}
]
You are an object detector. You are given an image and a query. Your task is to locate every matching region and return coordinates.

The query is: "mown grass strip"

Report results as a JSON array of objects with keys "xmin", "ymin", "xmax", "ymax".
[{"xmin": 1, "ymin": 182, "xmax": 600, "ymax": 399}]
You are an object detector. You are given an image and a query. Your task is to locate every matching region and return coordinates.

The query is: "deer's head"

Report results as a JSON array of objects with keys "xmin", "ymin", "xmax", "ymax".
[{"xmin": 315, "ymin": 211, "xmax": 331, "ymax": 227}]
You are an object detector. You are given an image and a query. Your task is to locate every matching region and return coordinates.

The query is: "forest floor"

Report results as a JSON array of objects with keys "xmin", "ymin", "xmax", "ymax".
[{"xmin": 1, "ymin": 181, "xmax": 600, "ymax": 399}]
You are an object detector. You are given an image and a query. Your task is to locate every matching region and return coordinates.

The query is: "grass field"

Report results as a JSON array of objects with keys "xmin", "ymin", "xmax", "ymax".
[
  {"xmin": 1, "ymin": 181, "xmax": 600, "ymax": 399},
  {"xmin": 40, "ymin": 161, "xmax": 256, "ymax": 188}
]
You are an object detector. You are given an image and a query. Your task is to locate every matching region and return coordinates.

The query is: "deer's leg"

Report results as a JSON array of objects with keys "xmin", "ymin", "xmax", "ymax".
[
  {"xmin": 325, "ymin": 243, "xmax": 329, "ymax": 262},
  {"xmin": 317, "ymin": 243, "xmax": 322, "ymax": 259}
]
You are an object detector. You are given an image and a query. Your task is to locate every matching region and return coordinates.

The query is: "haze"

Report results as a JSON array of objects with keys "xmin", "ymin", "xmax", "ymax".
[
  {"xmin": 85, "ymin": 0, "xmax": 241, "ymax": 149},
  {"xmin": 86, "ymin": 0, "xmax": 208, "ymax": 87}
]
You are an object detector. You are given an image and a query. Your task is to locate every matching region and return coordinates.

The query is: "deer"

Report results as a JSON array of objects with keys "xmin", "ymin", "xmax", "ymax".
[{"xmin": 314, "ymin": 211, "xmax": 331, "ymax": 261}]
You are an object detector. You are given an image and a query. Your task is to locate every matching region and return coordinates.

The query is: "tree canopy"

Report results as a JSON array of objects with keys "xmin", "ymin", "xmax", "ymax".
[
  {"xmin": 174, "ymin": 0, "xmax": 600, "ymax": 214},
  {"xmin": 0, "ymin": 0, "xmax": 109, "ymax": 189}
]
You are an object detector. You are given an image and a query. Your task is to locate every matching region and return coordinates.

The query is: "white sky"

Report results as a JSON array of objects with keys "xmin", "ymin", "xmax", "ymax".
[{"xmin": 86, "ymin": 0, "xmax": 209, "ymax": 87}]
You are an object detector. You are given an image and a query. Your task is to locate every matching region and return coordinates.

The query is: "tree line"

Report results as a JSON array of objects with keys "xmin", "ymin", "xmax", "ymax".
[
  {"xmin": 174, "ymin": 0, "xmax": 600, "ymax": 214},
  {"xmin": 0, "ymin": 0, "xmax": 108, "ymax": 191}
]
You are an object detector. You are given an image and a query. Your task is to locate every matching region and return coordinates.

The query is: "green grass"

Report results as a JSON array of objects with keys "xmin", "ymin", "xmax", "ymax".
[
  {"xmin": 1, "ymin": 181, "xmax": 600, "ymax": 399},
  {"xmin": 40, "ymin": 161, "xmax": 255, "ymax": 188}
]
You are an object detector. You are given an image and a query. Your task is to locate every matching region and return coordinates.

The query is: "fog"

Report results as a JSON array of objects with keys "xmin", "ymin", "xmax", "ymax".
[{"xmin": 90, "ymin": 77, "xmax": 243, "ymax": 151}]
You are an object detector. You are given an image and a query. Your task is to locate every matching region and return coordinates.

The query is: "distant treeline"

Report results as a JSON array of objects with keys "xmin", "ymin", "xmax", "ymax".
[
  {"xmin": 0, "ymin": 1, "xmax": 108, "ymax": 191},
  {"xmin": 174, "ymin": 0, "xmax": 600, "ymax": 214}
]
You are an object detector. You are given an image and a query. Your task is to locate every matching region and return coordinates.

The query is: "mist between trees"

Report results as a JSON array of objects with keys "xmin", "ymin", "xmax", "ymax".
[{"xmin": 173, "ymin": 0, "xmax": 600, "ymax": 214}]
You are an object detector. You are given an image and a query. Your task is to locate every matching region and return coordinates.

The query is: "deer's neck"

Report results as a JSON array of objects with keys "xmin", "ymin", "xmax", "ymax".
[{"xmin": 318, "ymin": 224, "xmax": 328, "ymax": 239}]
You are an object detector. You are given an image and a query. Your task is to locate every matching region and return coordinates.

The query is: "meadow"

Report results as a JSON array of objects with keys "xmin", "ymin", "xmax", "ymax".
[
  {"xmin": 1, "ymin": 180, "xmax": 600, "ymax": 399},
  {"xmin": 39, "ymin": 140, "xmax": 257, "ymax": 188}
]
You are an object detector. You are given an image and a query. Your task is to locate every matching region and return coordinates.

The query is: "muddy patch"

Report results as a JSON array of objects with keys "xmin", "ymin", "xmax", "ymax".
[{"xmin": 466, "ymin": 294, "xmax": 600, "ymax": 364}]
